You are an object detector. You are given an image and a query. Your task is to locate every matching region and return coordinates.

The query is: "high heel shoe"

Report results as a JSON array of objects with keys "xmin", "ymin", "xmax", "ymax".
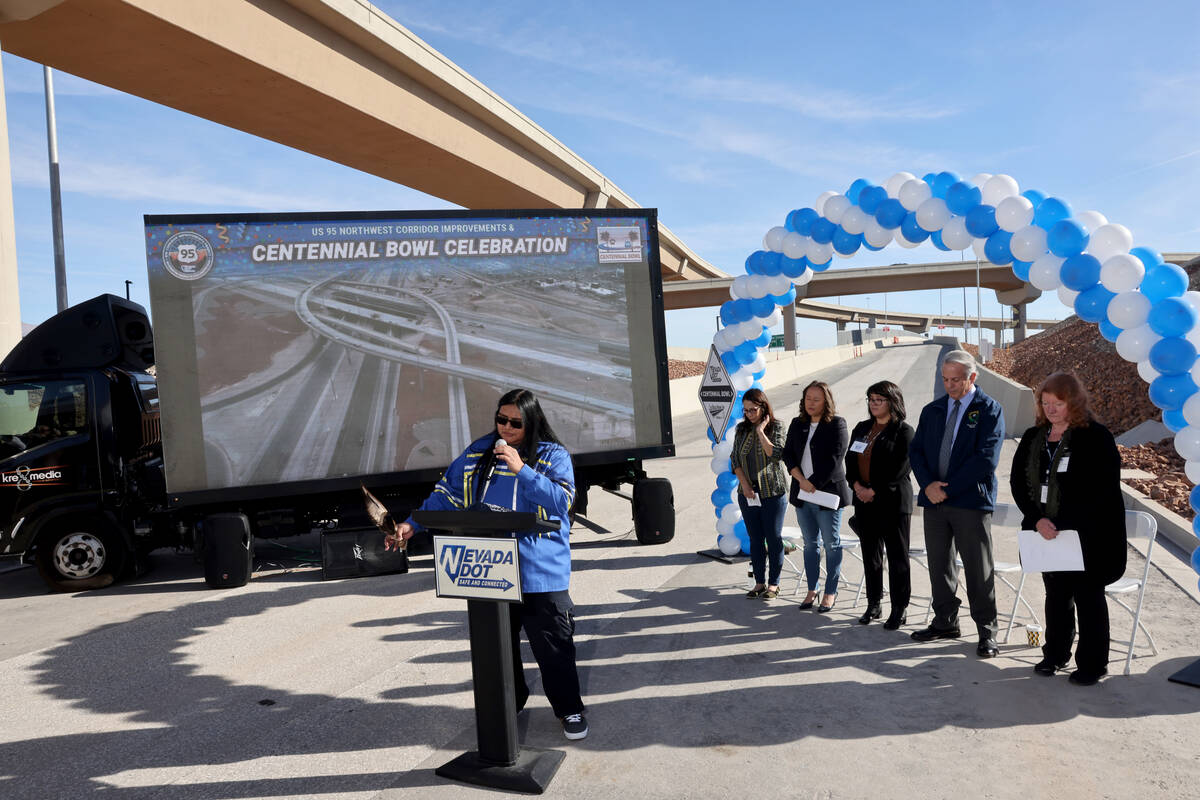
[
  {"xmin": 883, "ymin": 608, "xmax": 908, "ymax": 630},
  {"xmin": 858, "ymin": 604, "xmax": 882, "ymax": 624},
  {"xmin": 798, "ymin": 591, "xmax": 817, "ymax": 610},
  {"xmin": 817, "ymin": 594, "xmax": 837, "ymax": 613}
]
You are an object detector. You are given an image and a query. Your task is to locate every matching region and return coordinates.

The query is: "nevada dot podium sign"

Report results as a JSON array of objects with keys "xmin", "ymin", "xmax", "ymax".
[{"xmin": 433, "ymin": 536, "xmax": 523, "ymax": 602}]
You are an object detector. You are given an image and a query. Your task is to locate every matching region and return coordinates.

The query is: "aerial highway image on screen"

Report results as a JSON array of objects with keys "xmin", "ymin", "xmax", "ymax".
[{"xmin": 145, "ymin": 211, "xmax": 662, "ymax": 495}]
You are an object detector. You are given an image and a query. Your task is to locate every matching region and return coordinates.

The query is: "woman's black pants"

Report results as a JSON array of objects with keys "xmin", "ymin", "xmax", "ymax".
[
  {"xmin": 508, "ymin": 590, "xmax": 584, "ymax": 718},
  {"xmin": 1042, "ymin": 571, "xmax": 1110, "ymax": 673},
  {"xmin": 854, "ymin": 502, "xmax": 911, "ymax": 609}
]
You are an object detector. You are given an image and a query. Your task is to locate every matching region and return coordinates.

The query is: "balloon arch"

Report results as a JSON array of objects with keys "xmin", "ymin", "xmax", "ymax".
[{"xmin": 706, "ymin": 170, "xmax": 1200, "ymax": 590}]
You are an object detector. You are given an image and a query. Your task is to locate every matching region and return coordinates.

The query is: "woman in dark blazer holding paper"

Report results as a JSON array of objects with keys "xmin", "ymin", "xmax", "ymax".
[
  {"xmin": 1010, "ymin": 372, "xmax": 1126, "ymax": 686},
  {"xmin": 845, "ymin": 381, "xmax": 915, "ymax": 629},
  {"xmin": 783, "ymin": 381, "xmax": 852, "ymax": 612}
]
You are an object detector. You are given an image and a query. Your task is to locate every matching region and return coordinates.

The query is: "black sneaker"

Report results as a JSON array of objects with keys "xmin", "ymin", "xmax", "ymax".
[{"xmin": 562, "ymin": 712, "xmax": 588, "ymax": 740}]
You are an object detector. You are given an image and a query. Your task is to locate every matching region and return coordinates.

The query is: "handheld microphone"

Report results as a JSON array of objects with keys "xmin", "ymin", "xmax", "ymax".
[{"xmin": 482, "ymin": 437, "xmax": 505, "ymax": 486}]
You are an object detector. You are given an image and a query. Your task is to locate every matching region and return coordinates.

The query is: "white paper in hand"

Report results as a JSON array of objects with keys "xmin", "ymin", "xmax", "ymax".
[
  {"xmin": 1018, "ymin": 529, "xmax": 1085, "ymax": 573},
  {"xmin": 796, "ymin": 488, "xmax": 840, "ymax": 509}
]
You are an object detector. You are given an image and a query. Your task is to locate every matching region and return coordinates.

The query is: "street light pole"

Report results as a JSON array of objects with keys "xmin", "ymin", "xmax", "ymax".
[{"xmin": 44, "ymin": 66, "xmax": 68, "ymax": 313}]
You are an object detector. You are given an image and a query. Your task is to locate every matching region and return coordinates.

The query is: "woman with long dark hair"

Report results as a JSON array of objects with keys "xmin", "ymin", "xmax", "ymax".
[
  {"xmin": 730, "ymin": 387, "xmax": 789, "ymax": 600},
  {"xmin": 845, "ymin": 380, "xmax": 915, "ymax": 629},
  {"xmin": 390, "ymin": 388, "xmax": 588, "ymax": 739}
]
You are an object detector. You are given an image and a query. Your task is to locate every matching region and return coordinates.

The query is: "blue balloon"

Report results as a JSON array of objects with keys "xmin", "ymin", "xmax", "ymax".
[
  {"xmin": 965, "ymin": 205, "xmax": 999, "ymax": 238},
  {"xmin": 931, "ymin": 171, "xmax": 961, "ymax": 199},
  {"xmin": 716, "ymin": 470, "xmax": 738, "ymax": 491},
  {"xmin": 832, "ymin": 227, "xmax": 863, "ymax": 255},
  {"xmin": 1130, "ymin": 246, "xmax": 1165, "ymax": 270},
  {"xmin": 859, "ymin": 185, "xmax": 887, "ymax": 214},
  {"xmin": 720, "ymin": 350, "xmax": 740, "ymax": 376},
  {"xmin": 900, "ymin": 212, "xmax": 931, "ymax": 243},
  {"xmin": 1033, "ymin": 197, "xmax": 1072, "ymax": 229},
  {"xmin": 760, "ymin": 251, "xmax": 783, "ymax": 276},
  {"xmin": 1047, "ymin": 220, "xmax": 1089, "ymax": 257},
  {"xmin": 930, "ymin": 230, "xmax": 951, "ymax": 251},
  {"xmin": 1098, "ymin": 318, "xmax": 1123, "ymax": 343},
  {"xmin": 922, "ymin": 172, "xmax": 937, "ymax": 185},
  {"xmin": 783, "ymin": 255, "xmax": 810, "ymax": 278},
  {"xmin": 719, "ymin": 301, "xmax": 737, "ymax": 326},
  {"xmin": 846, "ymin": 178, "xmax": 870, "ymax": 205},
  {"xmin": 945, "ymin": 181, "xmax": 982, "ymax": 216},
  {"xmin": 1149, "ymin": 373, "xmax": 1198, "ymax": 411},
  {"xmin": 1074, "ymin": 284, "xmax": 1115, "ymax": 323},
  {"xmin": 1149, "ymin": 336, "xmax": 1197, "ymax": 375},
  {"xmin": 711, "ymin": 488, "xmax": 731, "ymax": 508},
  {"xmin": 984, "ymin": 230, "xmax": 1014, "ymax": 265},
  {"xmin": 751, "ymin": 295, "xmax": 774, "ymax": 318},
  {"xmin": 752, "ymin": 369, "xmax": 766, "ymax": 381},
  {"xmin": 1021, "ymin": 189, "xmax": 1047, "ymax": 208},
  {"xmin": 707, "ymin": 426, "xmax": 718, "ymax": 444},
  {"xmin": 1141, "ymin": 263, "xmax": 1189, "ymax": 304},
  {"xmin": 809, "ymin": 217, "xmax": 836, "ymax": 244},
  {"xmin": 732, "ymin": 298, "xmax": 754, "ymax": 322},
  {"xmin": 1191, "ymin": 484, "xmax": 1200, "ymax": 514},
  {"xmin": 875, "ymin": 198, "xmax": 907, "ymax": 229},
  {"xmin": 862, "ymin": 241, "xmax": 885, "ymax": 251},
  {"xmin": 1163, "ymin": 407, "xmax": 1188, "ymax": 433},
  {"xmin": 771, "ymin": 287, "xmax": 798, "ymax": 307},
  {"xmin": 1011, "ymin": 259, "xmax": 1032, "ymax": 281},
  {"xmin": 1190, "ymin": 544, "xmax": 1200, "ymax": 574},
  {"xmin": 734, "ymin": 521, "xmax": 750, "ymax": 554},
  {"xmin": 1060, "ymin": 254, "xmax": 1102, "ymax": 291},
  {"xmin": 1148, "ymin": 296, "xmax": 1198, "ymax": 338},
  {"xmin": 734, "ymin": 341, "xmax": 757, "ymax": 366},
  {"xmin": 784, "ymin": 209, "xmax": 799, "ymax": 232},
  {"xmin": 792, "ymin": 208, "xmax": 818, "ymax": 236}
]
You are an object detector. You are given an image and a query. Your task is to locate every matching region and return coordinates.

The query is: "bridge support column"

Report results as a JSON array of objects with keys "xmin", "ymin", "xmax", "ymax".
[
  {"xmin": 1014, "ymin": 302, "xmax": 1028, "ymax": 343},
  {"xmin": 835, "ymin": 320, "xmax": 846, "ymax": 332},
  {"xmin": 0, "ymin": 46, "xmax": 21, "ymax": 358},
  {"xmin": 784, "ymin": 303, "xmax": 796, "ymax": 351}
]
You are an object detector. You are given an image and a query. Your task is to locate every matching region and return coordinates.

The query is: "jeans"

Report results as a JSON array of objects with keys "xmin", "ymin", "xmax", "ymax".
[
  {"xmin": 738, "ymin": 493, "xmax": 787, "ymax": 586},
  {"xmin": 794, "ymin": 502, "xmax": 844, "ymax": 595}
]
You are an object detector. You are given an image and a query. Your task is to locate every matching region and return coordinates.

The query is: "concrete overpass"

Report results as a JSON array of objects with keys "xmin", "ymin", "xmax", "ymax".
[
  {"xmin": 791, "ymin": 298, "xmax": 1059, "ymax": 335},
  {"xmin": 0, "ymin": 0, "xmax": 727, "ymax": 352}
]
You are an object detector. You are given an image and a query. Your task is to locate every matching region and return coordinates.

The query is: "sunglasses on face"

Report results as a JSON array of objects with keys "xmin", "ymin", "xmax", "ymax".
[{"xmin": 495, "ymin": 414, "xmax": 524, "ymax": 429}]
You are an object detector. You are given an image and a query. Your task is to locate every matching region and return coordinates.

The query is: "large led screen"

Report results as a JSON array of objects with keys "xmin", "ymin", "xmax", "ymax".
[{"xmin": 144, "ymin": 210, "xmax": 671, "ymax": 501}]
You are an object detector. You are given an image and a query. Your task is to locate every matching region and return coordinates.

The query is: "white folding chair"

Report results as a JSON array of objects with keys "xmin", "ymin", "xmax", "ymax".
[
  {"xmin": 1107, "ymin": 510, "xmax": 1159, "ymax": 675},
  {"xmin": 778, "ymin": 525, "xmax": 865, "ymax": 603}
]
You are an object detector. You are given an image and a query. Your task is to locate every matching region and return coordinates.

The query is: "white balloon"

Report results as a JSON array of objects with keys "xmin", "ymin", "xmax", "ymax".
[
  {"xmin": 916, "ymin": 197, "xmax": 951, "ymax": 232},
  {"xmin": 713, "ymin": 442, "xmax": 733, "ymax": 462},
  {"xmin": 736, "ymin": 320, "xmax": 760, "ymax": 341},
  {"xmin": 764, "ymin": 226, "xmax": 787, "ymax": 252},
  {"xmin": 863, "ymin": 219, "xmax": 892, "ymax": 249},
  {"xmin": 731, "ymin": 371, "xmax": 753, "ymax": 392},
  {"xmin": 823, "ymin": 195, "xmax": 851, "ymax": 224},
  {"xmin": 750, "ymin": 353, "xmax": 766, "ymax": 373},
  {"xmin": 717, "ymin": 534, "xmax": 742, "ymax": 556},
  {"xmin": 710, "ymin": 456, "xmax": 728, "ymax": 474},
  {"xmin": 748, "ymin": 275, "xmax": 771, "ymax": 298},
  {"xmin": 1087, "ymin": 223, "xmax": 1134, "ymax": 262},
  {"xmin": 1075, "ymin": 210, "xmax": 1108, "ymax": 235},
  {"xmin": 714, "ymin": 331, "xmax": 733, "ymax": 353},
  {"xmin": 1183, "ymin": 392, "xmax": 1200, "ymax": 427},
  {"xmin": 898, "ymin": 179, "xmax": 932, "ymax": 212},
  {"xmin": 981, "ymin": 174, "xmax": 1020, "ymax": 207},
  {"xmin": 729, "ymin": 275, "xmax": 747, "ymax": 299},
  {"xmin": 1174, "ymin": 425, "xmax": 1200, "ymax": 461},
  {"xmin": 764, "ymin": 308, "xmax": 783, "ymax": 328},
  {"xmin": 886, "ymin": 171, "xmax": 917, "ymax": 198},
  {"xmin": 768, "ymin": 274, "xmax": 792, "ymax": 296},
  {"xmin": 1100, "ymin": 254, "xmax": 1145, "ymax": 293},
  {"xmin": 808, "ymin": 240, "xmax": 833, "ymax": 266},
  {"xmin": 794, "ymin": 269, "xmax": 813, "ymax": 287},
  {"xmin": 782, "ymin": 231, "xmax": 807, "ymax": 259},
  {"xmin": 1029, "ymin": 254, "xmax": 1065, "ymax": 290},
  {"xmin": 969, "ymin": 172, "xmax": 993, "ymax": 187},
  {"xmin": 941, "ymin": 216, "xmax": 973, "ymax": 251},
  {"xmin": 1137, "ymin": 360, "xmax": 1161, "ymax": 384},
  {"xmin": 719, "ymin": 503, "xmax": 741, "ymax": 526},
  {"xmin": 814, "ymin": 191, "xmax": 838, "ymax": 216},
  {"xmin": 895, "ymin": 233, "xmax": 921, "ymax": 248},
  {"xmin": 1192, "ymin": 358, "xmax": 1200, "ymax": 386},
  {"xmin": 1186, "ymin": 460, "xmax": 1200, "ymax": 486},
  {"xmin": 1057, "ymin": 285, "xmax": 1079, "ymax": 307},
  {"xmin": 1186, "ymin": 325, "xmax": 1200, "ymax": 351},
  {"xmin": 1010, "ymin": 224, "xmax": 1049, "ymax": 262},
  {"xmin": 840, "ymin": 206, "xmax": 870, "ymax": 235},
  {"xmin": 996, "ymin": 196, "xmax": 1035, "ymax": 233},
  {"xmin": 1115, "ymin": 324, "xmax": 1162, "ymax": 363},
  {"xmin": 1107, "ymin": 291, "xmax": 1152, "ymax": 329},
  {"xmin": 716, "ymin": 517, "xmax": 734, "ymax": 536},
  {"xmin": 972, "ymin": 237, "xmax": 989, "ymax": 261},
  {"xmin": 1182, "ymin": 291, "xmax": 1200, "ymax": 315}
]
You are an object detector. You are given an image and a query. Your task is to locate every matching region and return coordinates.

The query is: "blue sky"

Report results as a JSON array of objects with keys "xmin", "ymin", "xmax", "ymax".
[{"xmin": 3, "ymin": 0, "xmax": 1198, "ymax": 349}]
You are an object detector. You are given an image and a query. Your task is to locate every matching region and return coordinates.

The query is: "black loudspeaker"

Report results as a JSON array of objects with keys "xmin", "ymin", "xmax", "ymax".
[
  {"xmin": 633, "ymin": 478, "xmax": 675, "ymax": 545},
  {"xmin": 202, "ymin": 512, "xmax": 254, "ymax": 588},
  {"xmin": 0, "ymin": 293, "xmax": 153, "ymax": 373},
  {"xmin": 322, "ymin": 527, "xmax": 409, "ymax": 580}
]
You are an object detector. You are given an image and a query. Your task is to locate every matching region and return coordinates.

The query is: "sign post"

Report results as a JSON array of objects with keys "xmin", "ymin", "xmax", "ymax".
[{"xmin": 698, "ymin": 345, "xmax": 735, "ymax": 442}]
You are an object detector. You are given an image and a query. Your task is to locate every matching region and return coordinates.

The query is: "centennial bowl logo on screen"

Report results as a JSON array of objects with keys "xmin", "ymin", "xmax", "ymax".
[
  {"xmin": 596, "ymin": 226, "xmax": 641, "ymax": 263},
  {"xmin": 162, "ymin": 231, "xmax": 215, "ymax": 280}
]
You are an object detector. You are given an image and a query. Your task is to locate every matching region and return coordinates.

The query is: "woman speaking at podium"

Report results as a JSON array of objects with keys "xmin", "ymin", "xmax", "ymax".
[{"xmin": 390, "ymin": 388, "xmax": 588, "ymax": 740}]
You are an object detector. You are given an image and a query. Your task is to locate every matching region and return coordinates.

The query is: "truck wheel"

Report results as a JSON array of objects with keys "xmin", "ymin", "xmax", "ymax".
[{"xmin": 35, "ymin": 519, "xmax": 129, "ymax": 592}]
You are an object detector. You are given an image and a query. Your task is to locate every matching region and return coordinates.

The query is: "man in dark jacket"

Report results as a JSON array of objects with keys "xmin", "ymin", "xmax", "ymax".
[{"xmin": 908, "ymin": 349, "xmax": 1006, "ymax": 657}]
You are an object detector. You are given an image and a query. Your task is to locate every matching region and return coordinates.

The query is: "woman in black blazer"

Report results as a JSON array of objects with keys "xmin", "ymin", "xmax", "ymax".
[
  {"xmin": 782, "ymin": 381, "xmax": 853, "ymax": 612},
  {"xmin": 845, "ymin": 380, "xmax": 915, "ymax": 629},
  {"xmin": 1010, "ymin": 371, "xmax": 1126, "ymax": 686}
]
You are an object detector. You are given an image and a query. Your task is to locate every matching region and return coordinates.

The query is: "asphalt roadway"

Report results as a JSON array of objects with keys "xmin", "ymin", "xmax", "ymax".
[{"xmin": 2, "ymin": 341, "xmax": 1200, "ymax": 799}]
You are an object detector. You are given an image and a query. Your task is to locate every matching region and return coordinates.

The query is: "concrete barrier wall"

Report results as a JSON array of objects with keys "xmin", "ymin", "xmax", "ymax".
[{"xmin": 928, "ymin": 336, "xmax": 1035, "ymax": 438}]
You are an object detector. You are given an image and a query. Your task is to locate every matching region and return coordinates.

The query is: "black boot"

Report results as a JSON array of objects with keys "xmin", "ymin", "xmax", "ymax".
[
  {"xmin": 883, "ymin": 608, "xmax": 907, "ymax": 630},
  {"xmin": 858, "ymin": 603, "xmax": 882, "ymax": 624}
]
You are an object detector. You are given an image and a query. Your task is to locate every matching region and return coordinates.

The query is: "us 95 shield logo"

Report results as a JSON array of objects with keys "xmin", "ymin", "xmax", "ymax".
[{"xmin": 162, "ymin": 231, "xmax": 215, "ymax": 280}]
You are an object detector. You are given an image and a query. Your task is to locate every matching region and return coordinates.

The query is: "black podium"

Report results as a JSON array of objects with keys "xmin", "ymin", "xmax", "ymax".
[{"xmin": 414, "ymin": 510, "xmax": 565, "ymax": 795}]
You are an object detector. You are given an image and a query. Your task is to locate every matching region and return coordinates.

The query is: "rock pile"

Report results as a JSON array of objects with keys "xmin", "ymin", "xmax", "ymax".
[{"xmin": 669, "ymin": 359, "xmax": 706, "ymax": 379}]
